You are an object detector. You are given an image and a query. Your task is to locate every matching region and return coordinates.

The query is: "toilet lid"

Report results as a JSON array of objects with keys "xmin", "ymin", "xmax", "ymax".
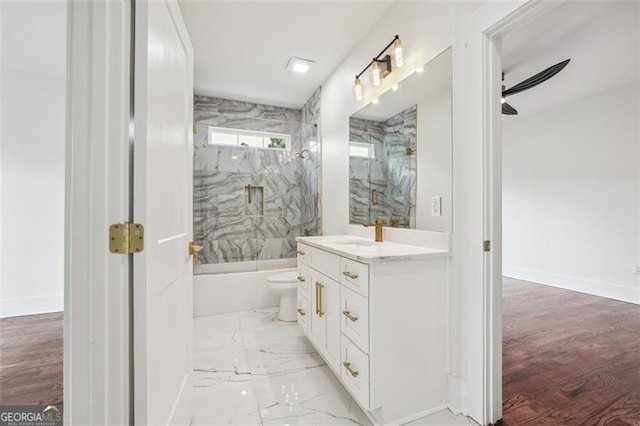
[{"xmin": 267, "ymin": 271, "xmax": 298, "ymax": 283}]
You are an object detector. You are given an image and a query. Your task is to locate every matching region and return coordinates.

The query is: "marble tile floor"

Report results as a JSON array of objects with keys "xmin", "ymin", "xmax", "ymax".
[{"xmin": 193, "ymin": 308, "xmax": 477, "ymax": 426}]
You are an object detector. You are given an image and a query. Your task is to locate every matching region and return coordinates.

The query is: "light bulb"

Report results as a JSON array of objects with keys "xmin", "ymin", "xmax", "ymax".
[
  {"xmin": 393, "ymin": 38, "xmax": 404, "ymax": 68},
  {"xmin": 391, "ymin": 84, "xmax": 399, "ymax": 91},
  {"xmin": 354, "ymin": 77, "xmax": 363, "ymax": 101},
  {"xmin": 372, "ymin": 97, "xmax": 379, "ymax": 105},
  {"xmin": 371, "ymin": 61, "xmax": 382, "ymax": 87}
]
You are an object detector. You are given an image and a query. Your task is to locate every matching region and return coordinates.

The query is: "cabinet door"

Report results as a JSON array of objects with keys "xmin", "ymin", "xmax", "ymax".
[
  {"xmin": 324, "ymin": 277, "xmax": 341, "ymax": 372},
  {"xmin": 308, "ymin": 269, "xmax": 326, "ymax": 350}
]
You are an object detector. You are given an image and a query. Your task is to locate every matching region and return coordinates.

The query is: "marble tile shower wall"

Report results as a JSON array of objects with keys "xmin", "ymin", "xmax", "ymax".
[
  {"xmin": 193, "ymin": 95, "xmax": 321, "ymax": 268},
  {"xmin": 349, "ymin": 105, "xmax": 416, "ymax": 227}
]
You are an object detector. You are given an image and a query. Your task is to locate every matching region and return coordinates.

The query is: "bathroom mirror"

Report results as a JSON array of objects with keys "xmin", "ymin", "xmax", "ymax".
[{"xmin": 349, "ymin": 47, "xmax": 452, "ymax": 232}]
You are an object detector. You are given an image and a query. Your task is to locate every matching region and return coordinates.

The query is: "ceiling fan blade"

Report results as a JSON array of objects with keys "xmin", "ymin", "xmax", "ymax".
[
  {"xmin": 503, "ymin": 59, "xmax": 570, "ymax": 97},
  {"xmin": 502, "ymin": 102, "xmax": 518, "ymax": 115}
]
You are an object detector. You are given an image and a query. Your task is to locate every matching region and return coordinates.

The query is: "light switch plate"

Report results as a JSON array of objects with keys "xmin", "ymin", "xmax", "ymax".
[{"xmin": 431, "ymin": 196, "xmax": 442, "ymax": 216}]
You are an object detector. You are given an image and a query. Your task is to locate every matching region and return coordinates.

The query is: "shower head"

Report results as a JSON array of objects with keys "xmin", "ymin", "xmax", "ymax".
[{"xmin": 295, "ymin": 149, "xmax": 310, "ymax": 159}]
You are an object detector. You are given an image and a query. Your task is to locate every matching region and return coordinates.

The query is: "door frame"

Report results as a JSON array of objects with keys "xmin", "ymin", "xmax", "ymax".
[
  {"xmin": 480, "ymin": 0, "xmax": 567, "ymax": 422},
  {"xmin": 65, "ymin": 0, "xmax": 131, "ymax": 423}
]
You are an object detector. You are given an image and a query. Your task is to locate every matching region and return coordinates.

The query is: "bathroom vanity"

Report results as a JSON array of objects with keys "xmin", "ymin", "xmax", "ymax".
[{"xmin": 295, "ymin": 235, "xmax": 449, "ymax": 426}]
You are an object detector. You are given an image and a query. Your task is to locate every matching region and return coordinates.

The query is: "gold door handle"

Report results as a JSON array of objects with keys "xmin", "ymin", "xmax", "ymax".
[
  {"xmin": 297, "ymin": 308, "xmax": 306, "ymax": 316},
  {"xmin": 342, "ymin": 310, "xmax": 358, "ymax": 322},
  {"xmin": 342, "ymin": 271, "xmax": 358, "ymax": 280},
  {"xmin": 343, "ymin": 361, "xmax": 359, "ymax": 378},
  {"xmin": 297, "ymin": 276, "xmax": 306, "ymax": 282},
  {"xmin": 297, "ymin": 250, "xmax": 306, "ymax": 255},
  {"xmin": 189, "ymin": 242, "xmax": 204, "ymax": 261}
]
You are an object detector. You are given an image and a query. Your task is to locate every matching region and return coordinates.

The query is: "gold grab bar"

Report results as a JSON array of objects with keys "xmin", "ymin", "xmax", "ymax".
[
  {"xmin": 342, "ymin": 271, "xmax": 358, "ymax": 280},
  {"xmin": 343, "ymin": 361, "xmax": 359, "ymax": 378},
  {"xmin": 246, "ymin": 184, "xmax": 252, "ymax": 203},
  {"xmin": 342, "ymin": 311, "xmax": 358, "ymax": 322},
  {"xmin": 315, "ymin": 282, "xmax": 320, "ymax": 315}
]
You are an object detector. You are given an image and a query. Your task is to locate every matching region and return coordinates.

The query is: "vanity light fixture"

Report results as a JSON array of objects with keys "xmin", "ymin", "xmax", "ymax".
[
  {"xmin": 393, "ymin": 37, "xmax": 405, "ymax": 68},
  {"xmin": 371, "ymin": 61, "xmax": 382, "ymax": 86},
  {"xmin": 353, "ymin": 35, "xmax": 405, "ymax": 101},
  {"xmin": 354, "ymin": 77, "xmax": 363, "ymax": 101}
]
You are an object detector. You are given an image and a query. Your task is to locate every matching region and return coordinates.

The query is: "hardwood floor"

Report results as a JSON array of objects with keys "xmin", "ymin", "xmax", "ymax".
[
  {"xmin": 0, "ymin": 312, "xmax": 63, "ymax": 405},
  {"xmin": 502, "ymin": 277, "xmax": 640, "ymax": 425}
]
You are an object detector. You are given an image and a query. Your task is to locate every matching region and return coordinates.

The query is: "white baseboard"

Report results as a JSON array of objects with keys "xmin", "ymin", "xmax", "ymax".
[
  {"xmin": 0, "ymin": 295, "xmax": 64, "ymax": 318},
  {"xmin": 503, "ymin": 266, "xmax": 640, "ymax": 305}
]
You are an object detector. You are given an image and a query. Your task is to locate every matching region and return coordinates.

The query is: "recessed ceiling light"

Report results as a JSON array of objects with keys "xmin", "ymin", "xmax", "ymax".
[{"xmin": 286, "ymin": 57, "xmax": 315, "ymax": 74}]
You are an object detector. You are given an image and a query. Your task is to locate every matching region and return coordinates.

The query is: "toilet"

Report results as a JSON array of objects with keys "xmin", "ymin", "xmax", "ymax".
[{"xmin": 266, "ymin": 270, "xmax": 298, "ymax": 322}]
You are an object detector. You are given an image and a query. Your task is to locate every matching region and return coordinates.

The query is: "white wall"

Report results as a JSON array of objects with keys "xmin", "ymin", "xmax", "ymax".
[
  {"xmin": 0, "ymin": 1, "xmax": 67, "ymax": 317},
  {"xmin": 320, "ymin": 2, "xmax": 456, "ymax": 236},
  {"xmin": 417, "ymin": 86, "xmax": 452, "ymax": 232},
  {"xmin": 502, "ymin": 82, "xmax": 640, "ymax": 303}
]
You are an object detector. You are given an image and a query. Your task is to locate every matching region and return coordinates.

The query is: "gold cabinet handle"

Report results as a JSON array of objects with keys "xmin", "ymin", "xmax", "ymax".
[
  {"xmin": 297, "ymin": 250, "xmax": 306, "ymax": 255},
  {"xmin": 189, "ymin": 242, "xmax": 204, "ymax": 261},
  {"xmin": 315, "ymin": 281, "xmax": 324, "ymax": 317},
  {"xmin": 297, "ymin": 308, "xmax": 306, "ymax": 316},
  {"xmin": 342, "ymin": 310, "xmax": 358, "ymax": 322},
  {"xmin": 297, "ymin": 276, "xmax": 306, "ymax": 282},
  {"xmin": 342, "ymin": 271, "xmax": 358, "ymax": 280},
  {"xmin": 343, "ymin": 361, "xmax": 359, "ymax": 378}
]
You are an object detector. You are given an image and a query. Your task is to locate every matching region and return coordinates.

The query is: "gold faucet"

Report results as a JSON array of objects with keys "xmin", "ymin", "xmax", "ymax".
[{"xmin": 363, "ymin": 218, "xmax": 384, "ymax": 242}]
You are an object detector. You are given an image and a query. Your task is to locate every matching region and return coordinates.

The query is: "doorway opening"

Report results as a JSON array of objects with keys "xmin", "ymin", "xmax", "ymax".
[
  {"xmin": 495, "ymin": 1, "xmax": 640, "ymax": 423},
  {"xmin": 0, "ymin": 0, "xmax": 67, "ymax": 413}
]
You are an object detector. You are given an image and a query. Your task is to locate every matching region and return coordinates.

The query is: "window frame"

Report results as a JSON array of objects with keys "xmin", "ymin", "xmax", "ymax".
[{"xmin": 207, "ymin": 126, "xmax": 291, "ymax": 151}]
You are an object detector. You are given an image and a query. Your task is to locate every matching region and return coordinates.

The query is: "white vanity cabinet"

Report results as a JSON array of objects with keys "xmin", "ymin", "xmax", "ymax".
[
  {"xmin": 296, "ymin": 236, "xmax": 449, "ymax": 426},
  {"xmin": 295, "ymin": 244, "xmax": 310, "ymax": 331}
]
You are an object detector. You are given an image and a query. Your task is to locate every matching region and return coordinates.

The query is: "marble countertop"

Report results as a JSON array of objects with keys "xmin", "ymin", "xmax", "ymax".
[{"xmin": 296, "ymin": 235, "xmax": 449, "ymax": 264}]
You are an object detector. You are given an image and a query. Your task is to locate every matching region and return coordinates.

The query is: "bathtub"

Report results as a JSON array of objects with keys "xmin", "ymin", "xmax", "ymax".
[{"xmin": 193, "ymin": 258, "xmax": 296, "ymax": 317}]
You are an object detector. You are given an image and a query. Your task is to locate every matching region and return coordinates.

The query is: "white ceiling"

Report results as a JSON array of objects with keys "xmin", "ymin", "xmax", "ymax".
[
  {"xmin": 501, "ymin": 1, "xmax": 639, "ymax": 118},
  {"xmin": 178, "ymin": 0, "xmax": 393, "ymax": 109},
  {"xmin": 353, "ymin": 48, "xmax": 451, "ymax": 122}
]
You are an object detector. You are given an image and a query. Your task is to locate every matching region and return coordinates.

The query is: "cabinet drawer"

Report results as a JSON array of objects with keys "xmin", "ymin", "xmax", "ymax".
[
  {"xmin": 340, "ymin": 286, "xmax": 369, "ymax": 353},
  {"xmin": 310, "ymin": 247, "xmax": 341, "ymax": 281},
  {"xmin": 340, "ymin": 258, "xmax": 369, "ymax": 297},
  {"xmin": 297, "ymin": 243, "xmax": 309, "ymax": 264},
  {"xmin": 297, "ymin": 295, "xmax": 309, "ymax": 333},
  {"xmin": 341, "ymin": 334, "xmax": 370, "ymax": 410},
  {"xmin": 296, "ymin": 262, "xmax": 308, "ymax": 298}
]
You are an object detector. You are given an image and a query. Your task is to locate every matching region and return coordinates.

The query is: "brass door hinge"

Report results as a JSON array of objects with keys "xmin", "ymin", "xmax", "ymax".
[
  {"xmin": 483, "ymin": 240, "xmax": 491, "ymax": 252},
  {"xmin": 109, "ymin": 223, "xmax": 144, "ymax": 254}
]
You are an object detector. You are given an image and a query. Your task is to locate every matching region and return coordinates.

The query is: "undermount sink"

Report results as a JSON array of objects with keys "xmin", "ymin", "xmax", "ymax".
[{"xmin": 333, "ymin": 240, "xmax": 378, "ymax": 247}]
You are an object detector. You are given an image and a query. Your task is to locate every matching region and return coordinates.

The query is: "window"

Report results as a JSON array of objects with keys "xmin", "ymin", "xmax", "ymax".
[
  {"xmin": 349, "ymin": 142, "xmax": 375, "ymax": 158},
  {"xmin": 208, "ymin": 126, "xmax": 291, "ymax": 151}
]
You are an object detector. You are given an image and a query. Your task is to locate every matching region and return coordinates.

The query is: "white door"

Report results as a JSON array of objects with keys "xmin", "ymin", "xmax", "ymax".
[{"xmin": 133, "ymin": 1, "xmax": 194, "ymax": 424}]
